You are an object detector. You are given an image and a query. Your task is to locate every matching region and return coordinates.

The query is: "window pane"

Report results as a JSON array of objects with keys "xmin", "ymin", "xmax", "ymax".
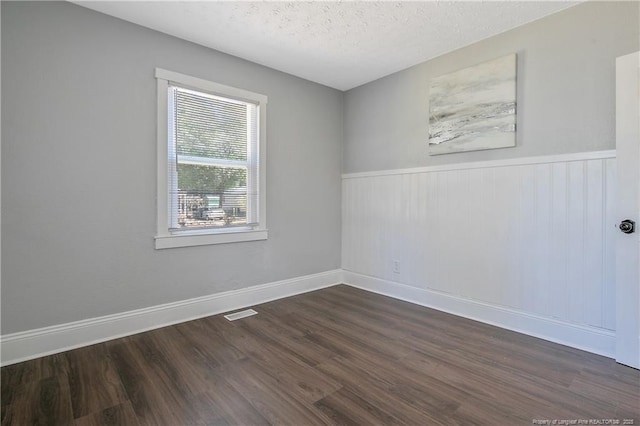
[
  {"xmin": 174, "ymin": 88, "xmax": 248, "ymax": 161},
  {"xmin": 173, "ymin": 164, "xmax": 248, "ymax": 229}
]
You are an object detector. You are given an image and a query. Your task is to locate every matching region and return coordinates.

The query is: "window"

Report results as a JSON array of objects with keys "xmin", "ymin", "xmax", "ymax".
[{"xmin": 155, "ymin": 69, "xmax": 267, "ymax": 249}]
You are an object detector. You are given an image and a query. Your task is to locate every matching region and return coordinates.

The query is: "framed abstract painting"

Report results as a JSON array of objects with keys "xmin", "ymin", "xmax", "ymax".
[{"xmin": 428, "ymin": 54, "xmax": 517, "ymax": 155}]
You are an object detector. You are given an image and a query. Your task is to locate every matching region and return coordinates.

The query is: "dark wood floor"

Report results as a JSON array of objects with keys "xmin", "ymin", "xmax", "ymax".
[{"xmin": 2, "ymin": 285, "xmax": 639, "ymax": 425}]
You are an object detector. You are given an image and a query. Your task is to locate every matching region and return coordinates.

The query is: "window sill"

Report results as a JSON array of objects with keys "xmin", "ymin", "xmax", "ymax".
[{"xmin": 154, "ymin": 228, "xmax": 268, "ymax": 249}]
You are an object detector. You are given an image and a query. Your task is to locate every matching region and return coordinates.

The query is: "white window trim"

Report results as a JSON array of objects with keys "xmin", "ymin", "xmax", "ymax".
[{"xmin": 155, "ymin": 68, "xmax": 267, "ymax": 249}]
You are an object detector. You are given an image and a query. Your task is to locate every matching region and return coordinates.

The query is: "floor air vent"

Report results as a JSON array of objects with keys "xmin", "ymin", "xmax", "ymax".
[{"xmin": 224, "ymin": 309, "xmax": 258, "ymax": 321}]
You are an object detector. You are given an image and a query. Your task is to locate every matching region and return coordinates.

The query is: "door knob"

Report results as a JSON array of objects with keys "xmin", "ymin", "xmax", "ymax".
[{"xmin": 619, "ymin": 219, "xmax": 636, "ymax": 234}]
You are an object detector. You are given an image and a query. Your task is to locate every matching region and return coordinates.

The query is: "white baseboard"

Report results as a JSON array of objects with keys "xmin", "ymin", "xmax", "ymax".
[
  {"xmin": 0, "ymin": 269, "xmax": 342, "ymax": 366},
  {"xmin": 1, "ymin": 269, "xmax": 616, "ymax": 366},
  {"xmin": 342, "ymin": 271, "xmax": 616, "ymax": 358}
]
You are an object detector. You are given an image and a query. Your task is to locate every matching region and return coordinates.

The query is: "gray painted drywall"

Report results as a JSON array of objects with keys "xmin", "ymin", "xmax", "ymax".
[
  {"xmin": 1, "ymin": 2, "xmax": 343, "ymax": 334},
  {"xmin": 343, "ymin": 1, "xmax": 640, "ymax": 173}
]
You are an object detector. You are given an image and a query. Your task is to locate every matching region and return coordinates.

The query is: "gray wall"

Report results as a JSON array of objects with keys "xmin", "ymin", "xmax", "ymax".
[
  {"xmin": 1, "ymin": 2, "xmax": 343, "ymax": 334},
  {"xmin": 343, "ymin": 1, "xmax": 640, "ymax": 173}
]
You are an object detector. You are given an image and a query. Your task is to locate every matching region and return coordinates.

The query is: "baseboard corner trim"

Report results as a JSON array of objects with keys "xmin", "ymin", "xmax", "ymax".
[{"xmin": 0, "ymin": 269, "xmax": 342, "ymax": 366}]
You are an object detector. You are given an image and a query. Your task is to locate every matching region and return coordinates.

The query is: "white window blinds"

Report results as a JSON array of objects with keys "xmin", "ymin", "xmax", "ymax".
[{"xmin": 167, "ymin": 85, "xmax": 259, "ymax": 231}]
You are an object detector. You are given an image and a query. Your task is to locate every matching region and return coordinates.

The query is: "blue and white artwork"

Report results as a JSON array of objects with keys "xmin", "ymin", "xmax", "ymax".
[{"xmin": 428, "ymin": 54, "xmax": 516, "ymax": 155}]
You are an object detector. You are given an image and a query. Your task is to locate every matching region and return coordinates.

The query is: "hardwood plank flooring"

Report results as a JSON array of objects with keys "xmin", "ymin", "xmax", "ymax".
[
  {"xmin": 66, "ymin": 345, "xmax": 128, "ymax": 419},
  {"xmin": 2, "ymin": 285, "xmax": 638, "ymax": 425}
]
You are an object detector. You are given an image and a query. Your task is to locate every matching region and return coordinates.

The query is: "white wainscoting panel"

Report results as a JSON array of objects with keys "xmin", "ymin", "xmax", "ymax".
[{"xmin": 342, "ymin": 151, "xmax": 617, "ymax": 343}]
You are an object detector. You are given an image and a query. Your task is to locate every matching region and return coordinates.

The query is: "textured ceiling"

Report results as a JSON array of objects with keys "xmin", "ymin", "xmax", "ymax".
[{"xmin": 73, "ymin": 1, "xmax": 579, "ymax": 91}]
